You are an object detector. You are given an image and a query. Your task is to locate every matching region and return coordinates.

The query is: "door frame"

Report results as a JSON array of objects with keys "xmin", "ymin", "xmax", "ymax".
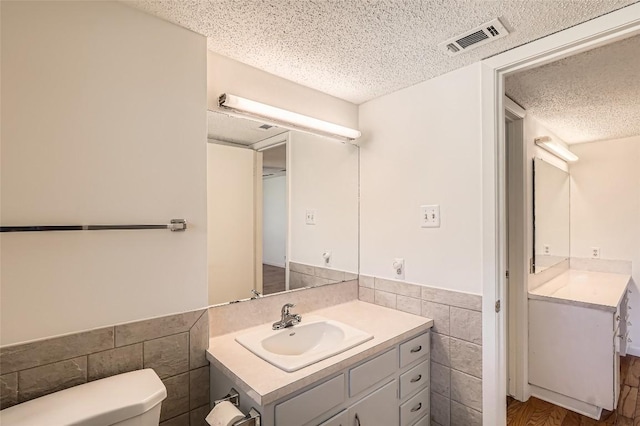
[
  {"xmin": 504, "ymin": 98, "xmax": 526, "ymax": 401},
  {"xmin": 479, "ymin": 4, "xmax": 640, "ymax": 424}
]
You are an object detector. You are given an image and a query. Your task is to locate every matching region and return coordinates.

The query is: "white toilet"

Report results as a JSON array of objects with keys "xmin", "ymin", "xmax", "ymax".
[{"xmin": 0, "ymin": 369, "xmax": 167, "ymax": 426}]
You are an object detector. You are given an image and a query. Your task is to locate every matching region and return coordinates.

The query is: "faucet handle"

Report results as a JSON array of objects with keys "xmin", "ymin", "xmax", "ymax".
[{"xmin": 282, "ymin": 303, "xmax": 295, "ymax": 313}]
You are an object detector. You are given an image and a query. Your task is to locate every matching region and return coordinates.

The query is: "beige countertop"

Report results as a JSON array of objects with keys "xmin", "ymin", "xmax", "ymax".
[
  {"xmin": 206, "ymin": 300, "xmax": 433, "ymax": 406},
  {"xmin": 529, "ymin": 269, "xmax": 631, "ymax": 312}
]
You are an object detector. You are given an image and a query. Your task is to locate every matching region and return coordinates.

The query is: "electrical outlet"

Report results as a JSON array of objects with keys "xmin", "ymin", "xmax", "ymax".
[
  {"xmin": 305, "ymin": 210, "xmax": 316, "ymax": 225},
  {"xmin": 543, "ymin": 245, "xmax": 550, "ymax": 255},
  {"xmin": 591, "ymin": 247, "xmax": 600, "ymax": 259},
  {"xmin": 322, "ymin": 251, "xmax": 331, "ymax": 266},
  {"xmin": 393, "ymin": 258, "xmax": 405, "ymax": 279},
  {"xmin": 420, "ymin": 205, "xmax": 440, "ymax": 228}
]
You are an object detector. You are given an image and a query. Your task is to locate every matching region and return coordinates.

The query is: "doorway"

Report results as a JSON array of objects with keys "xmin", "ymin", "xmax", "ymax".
[
  {"xmin": 480, "ymin": 6, "xmax": 640, "ymax": 425},
  {"xmin": 261, "ymin": 143, "xmax": 288, "ymax": 295}
]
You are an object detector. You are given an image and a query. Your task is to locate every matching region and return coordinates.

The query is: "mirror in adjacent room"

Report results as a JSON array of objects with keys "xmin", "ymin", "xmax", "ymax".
[
  {"xmin": 206, "ymin": 110, "xmax": 359, "ymax": 305},
  {"xmin": 532, "ymin": 157, "xmax": 570, "ymax": 273}
]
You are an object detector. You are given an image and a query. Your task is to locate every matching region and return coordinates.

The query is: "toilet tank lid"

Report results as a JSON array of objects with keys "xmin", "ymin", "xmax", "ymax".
[{"xmin": 0, "ymin": 369, "xmax": 167, "ymax": 426}]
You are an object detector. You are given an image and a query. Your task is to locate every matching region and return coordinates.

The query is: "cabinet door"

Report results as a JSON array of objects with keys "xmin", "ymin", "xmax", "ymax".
[
  {"xmin": 318, "ymin": 410, "xmax": 348, "ymax": 426},
  {"xmin": 275, "ymin": 375, "xmax": 346, "ymax": 426},
  {"xmin": 347, "ymin": 380, "xmax": 398, "ymax": 426}
]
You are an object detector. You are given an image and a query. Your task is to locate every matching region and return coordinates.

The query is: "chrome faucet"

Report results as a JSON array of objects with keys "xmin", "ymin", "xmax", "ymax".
[{"xmin": 272, "ymin": 303, "xmax": 302, "ymax": 330}]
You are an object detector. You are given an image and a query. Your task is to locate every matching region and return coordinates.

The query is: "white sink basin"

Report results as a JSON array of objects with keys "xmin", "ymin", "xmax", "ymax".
[{"xmin": 235, "ymin": 316, "xmax": 373, "ymax": 372}]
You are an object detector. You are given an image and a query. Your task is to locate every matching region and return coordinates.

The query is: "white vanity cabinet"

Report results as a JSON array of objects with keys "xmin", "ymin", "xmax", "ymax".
[
  {"xmin": 528, "ymin": 270, "xmax": 631, "ymax": 419},
  {"xmin": 275, "ymin": 331, "xmax": 430, "ymax": 426},
  {"xmin": 210, "ymin": 330, "xmax": 431, "ymax": 426}
]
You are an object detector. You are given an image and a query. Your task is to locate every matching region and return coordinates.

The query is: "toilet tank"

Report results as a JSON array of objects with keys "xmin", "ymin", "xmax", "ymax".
[{"xmin": 0, "ymin": 369, "xmax": 167, "ymax": 426}]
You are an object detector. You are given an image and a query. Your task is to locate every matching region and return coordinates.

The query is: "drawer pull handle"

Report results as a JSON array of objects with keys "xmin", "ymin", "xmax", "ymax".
[
  {"xmin": 410, "ymin": 374, "xmax": 422, "ymax": 383},
  {"xmin": 355, "ymin": 413, "xmax": 361, "ymax": 426},
  {"xmin": 410, "ymin": 345, "xmax": 422, "ymax": 353},
  {"xmin": 411, "ymin": 402, "xmax": 422, "ymax": 413}
]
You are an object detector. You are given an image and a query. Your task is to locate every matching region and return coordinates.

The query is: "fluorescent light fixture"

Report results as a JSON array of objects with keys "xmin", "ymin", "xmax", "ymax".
[
  {"xmin": 218, "ymin": 93, "xmax": 361, "ymax": 142},
  {"xmin": 534, "ymin": 136, "xmax": 579, "ymax": 163}
]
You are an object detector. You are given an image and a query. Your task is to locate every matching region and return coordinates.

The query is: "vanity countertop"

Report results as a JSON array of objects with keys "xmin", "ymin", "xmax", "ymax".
[
  {"xmin": 528, "ymin": 269, "xmax": 631, "ymax": 312},
  {"xmin": 205, "ymin": 300, "xmax": 433, "ymax": 406}
]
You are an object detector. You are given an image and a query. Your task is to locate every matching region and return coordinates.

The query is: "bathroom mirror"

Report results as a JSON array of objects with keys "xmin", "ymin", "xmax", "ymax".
[
  {"xmin": 533, "ymin": 157, "xmax": 570, "ymax": 273},
  {"xmin": 206, "ymin": 110, "xmax": 359, "ymax": 305}
]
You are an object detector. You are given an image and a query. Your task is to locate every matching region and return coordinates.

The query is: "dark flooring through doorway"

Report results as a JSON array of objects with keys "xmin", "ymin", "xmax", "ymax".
[
  {"xmin": 507, "ymin": 355, "xmax": 639, "ymax": 425},
  {"xmin": 263, "ymin": 264, "xmax": 285, "ymax": 295}
]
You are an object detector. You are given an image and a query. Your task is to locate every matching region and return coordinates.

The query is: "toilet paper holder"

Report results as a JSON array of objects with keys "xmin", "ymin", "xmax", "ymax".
[{"xmin": 213, "ymin": 388, "xmax": 261, "ymax": 426}]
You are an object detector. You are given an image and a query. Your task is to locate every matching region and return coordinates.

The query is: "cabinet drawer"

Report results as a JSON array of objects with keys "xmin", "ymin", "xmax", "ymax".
[
  {"xmin": 400, "ymin": 387, "xmax": 429, "ymax": 426},
  {"xmin": 318, "ymin": 410, "xmax": 347, "ymax": 426},
  {"xmin": 275, "ymin": 374, "xmax": 345, "ymax": 426},
  {"xmin": 411, "ymin": 415, "xmax": 429, "ymax": 426},
  {"xmin": 347, "ymin": 380, "xmax": 399, "ymax": 426},
  {"xmin": 349, "ymin": 348, "xmax": 397, "ymax": 396},
  {"xmin": 400, "ymin": 333, "xmax": 430, "ymax": 368},
  {"xmin": 400, "ymin": 359, "xmax": 429, "ymax": 399}
]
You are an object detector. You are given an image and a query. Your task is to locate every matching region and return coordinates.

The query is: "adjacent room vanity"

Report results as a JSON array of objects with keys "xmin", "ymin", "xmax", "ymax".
[
  {"xmin": 206, "ymin": 300, "xmax": 433, "ymax": 426},
  {"xmin": 528, "ymin": 269, "xmax": 631, "ymax": 419}
]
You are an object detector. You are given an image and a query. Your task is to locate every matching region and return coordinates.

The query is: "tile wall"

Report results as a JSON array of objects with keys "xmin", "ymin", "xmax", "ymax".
[
  {"xmin": 359, "ymin": 275, "xmax": 483, "ymax": 426},
  {"xmin": 208, "ymin": 280, "xmax": 359, "ymax": 337},
  {"xmin": 289, "ymin": 261, "xmax": 358, "ymax": 290},
  {"xmin": 1, "ymin": 277, "xmax": 482, "ymax": 425},
  {"xmin": 0, "ymin": 309, "xmax": 210, "ymax": 426}
]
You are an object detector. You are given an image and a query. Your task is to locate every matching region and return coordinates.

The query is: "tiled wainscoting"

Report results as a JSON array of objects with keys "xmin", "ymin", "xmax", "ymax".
[
  {"xmin": 0, "ymin": 310, "xmax": 210, "ymax": 426},
  {"xmin": 289, "ymin": 261, "xmax": 358, "ymax": 289},
  {"xmin": 209, "ymin": 280, "xmax": 359, "ymax": 337},
  {"xmin": 359, "ymin": 275, "xmax": 483, "ymax": 426}
]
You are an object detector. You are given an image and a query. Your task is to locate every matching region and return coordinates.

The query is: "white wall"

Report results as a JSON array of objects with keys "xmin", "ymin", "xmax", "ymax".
[
  {"xmin": 263, "ymin": 176, "xmax": 287, "ymax": 268},
  {"xmin": 359, "ymin": 63, "xmax": 483, "ymax": 294},
  {"xmin": 289, "ymin": 133, "xmax": 359, "ymax": 273},
  {"xmin": 0, "ymin": 1, "xmax": 207, "ymax": 345},
  {"xmin": 207, "ymin": 52, "xmax": 358, "ymax": 129},
  {"xmin": 570, "ymin": 135, "xmax": 640, "ymax": 348}
]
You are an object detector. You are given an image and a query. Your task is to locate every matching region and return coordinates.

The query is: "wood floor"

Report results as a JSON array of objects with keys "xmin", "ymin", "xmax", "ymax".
[
  {"xmin": 507, "ymin": 355, "xmax": 640, "ymax": 425},
  {"xmin": 262, "ymin": 264, "xmax": 285, "ymax": 295}
]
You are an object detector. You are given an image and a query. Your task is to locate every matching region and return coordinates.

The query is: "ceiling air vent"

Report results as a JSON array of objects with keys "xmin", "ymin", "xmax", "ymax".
[{"xmin": 439, "ymin": 18, "xmax": 509, "ymax": 56}]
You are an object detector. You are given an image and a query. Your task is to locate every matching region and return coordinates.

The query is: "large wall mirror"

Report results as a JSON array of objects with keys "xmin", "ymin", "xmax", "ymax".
[
  {"xmin": 207, "ymin": 110, "xmax": 359, "ymax": 305},
  {"xmin": 533, "ymin": 157, "xmax": 570, "ymax": 273}
]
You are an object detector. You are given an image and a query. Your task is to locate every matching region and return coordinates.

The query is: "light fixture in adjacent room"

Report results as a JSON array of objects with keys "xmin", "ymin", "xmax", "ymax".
[
  {"xmin": 218, "ymin": 93, "xmax": 361, "ymax": 142},
  {"xmin": 534, "ymin": 136, "xmax": 579, "ymax": 163}
]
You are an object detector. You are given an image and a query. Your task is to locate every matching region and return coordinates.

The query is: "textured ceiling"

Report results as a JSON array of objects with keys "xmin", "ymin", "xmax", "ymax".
[
  {"xmin": 506, "ymin": 34, "xmax": 640, "ymax": 144},
  {"xmin": 125, "ymin": 0, "xmax": 637, "ymax": 104}
]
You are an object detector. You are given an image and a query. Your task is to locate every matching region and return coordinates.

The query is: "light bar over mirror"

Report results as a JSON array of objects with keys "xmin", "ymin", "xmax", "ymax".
[
  {"xmin": 218, "ymin": 93, "xmax": 362, "ymax": 143},
  {"xmin": 534, "ymin": 136, "xmax": 579, "ymax": 163}
]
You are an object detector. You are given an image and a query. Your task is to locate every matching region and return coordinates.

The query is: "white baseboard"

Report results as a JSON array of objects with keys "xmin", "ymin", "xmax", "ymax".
[
  {"xmin": 529, "ymin": 384, "xmax": 601, "ymax": 420},
  {"xmin": 626, "ymin": 345, "xmax": 640, "ymax": 357}
]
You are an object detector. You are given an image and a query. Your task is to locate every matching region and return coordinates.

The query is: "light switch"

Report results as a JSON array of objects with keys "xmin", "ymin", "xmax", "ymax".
[
  {"xmin": 305, "ymin": 210, "xmax": 316, "ymax": 225},
  {"xmin": 420, "ymin": 205, "xmax": 440, "ymax": 228}
]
